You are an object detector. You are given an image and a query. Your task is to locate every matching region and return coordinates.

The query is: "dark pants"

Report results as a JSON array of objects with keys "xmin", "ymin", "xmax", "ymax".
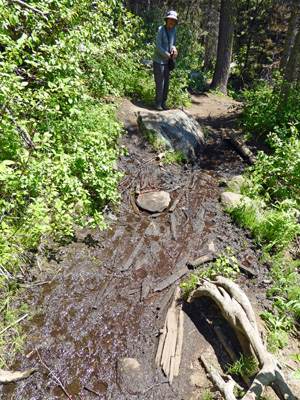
[{"xmin": 153, "ymin": 61, "xmax": 170, "ymax": 107}]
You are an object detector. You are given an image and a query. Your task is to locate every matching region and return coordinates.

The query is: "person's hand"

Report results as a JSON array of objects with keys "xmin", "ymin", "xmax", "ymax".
[{"xmin": 172, "ymin": 49, "xmax": 178, "ymax": 58}]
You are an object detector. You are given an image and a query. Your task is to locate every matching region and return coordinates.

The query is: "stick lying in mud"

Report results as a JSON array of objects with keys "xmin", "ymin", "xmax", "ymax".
[
  {"xmin": 37, "ymin": 350, "xmax": 73, "ymax": 400},
  {"xmin": 188, "ymin": 276, "xmax": 296, "ymax": 400}
]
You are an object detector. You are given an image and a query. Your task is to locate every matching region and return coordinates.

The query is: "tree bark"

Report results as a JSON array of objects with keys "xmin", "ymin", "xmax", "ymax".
[
  {"xmin": 210, "ymin": 0, "xmax": 237, "ymax": 95},
  {"xmin": 279, "ymin": 0, "xmax": 300, "ymax": 73},
  {"xmin": 280, "ymin": 25, "xmax": 300, "ymax": 100}
]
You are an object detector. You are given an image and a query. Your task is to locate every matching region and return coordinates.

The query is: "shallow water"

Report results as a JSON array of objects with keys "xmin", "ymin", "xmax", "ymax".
[{"xmin": 2, "ymin": 131, "xmax": 267, "ymax": 400}]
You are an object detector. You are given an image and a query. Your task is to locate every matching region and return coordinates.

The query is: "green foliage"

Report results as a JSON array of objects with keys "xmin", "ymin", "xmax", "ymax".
[
  {"xmin": 163, "ymin": 150, "xmax": 187, "ymax": 165},
  {"xmin": 200, "ymin": 247, "xmax": 240, "ymax": 279},
  {"xmin": 260, "ymin": 307, "xmax": 291, "ymax": 353},
  {"xmin": 0, "ymin": 0, "xmax": 136, "ymax": 260},
  {"xmin": 188, "ymin": 72, "xmax": 208, "ymax": 92},
  {"xmin": 181, "ymin": 249, "xmax": 240, "ymax": 299},
  {"xmin": 240, "ymin": 79, "xmax": 300, "ymax": 140},
  {"xmin": 230, "ymin": 196, "xmax": 300, "ymax": 253},
  {"xmin": 239, "ymin": 82, "xmax": 280, "ymax": 137},
  {"xmin": 181, "ymin": 272, "xmax": 201, "ymax": 300},
  {"xmin": 291, "ymin": 354, "xmax": 300, "ymax": 380},
  {"xmin": 226, "ymin": 354, "xmax": 259, "ymax": 378},
  {"xmin": 0, "ymin": 297, "xmax": 30, "ymax": 364},
  {"xmin": 246, "ymin": 126, "xmax": 300, "ymax": 203},
  {"xmin": 166, "ymin": 69, "xmax": 191, "ymax": 108},
  {"xmin": 203, "ymin": 389, "xmax": 214, "ymax": 400}
]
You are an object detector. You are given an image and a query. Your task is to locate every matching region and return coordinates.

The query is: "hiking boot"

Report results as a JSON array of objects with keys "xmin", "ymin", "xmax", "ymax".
[
  {"xmin": 155, "ymin": 104, "xmax": 163, "ymax": 111},
  {"xmin": 162, "ymin": 104, "xmax": 170, "ymax": 110}
]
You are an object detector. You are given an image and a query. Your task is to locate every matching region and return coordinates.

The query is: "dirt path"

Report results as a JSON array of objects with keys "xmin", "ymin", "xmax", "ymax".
[{"xmin": 2, "ymin": 94, "xmax": 299, "ymax": 400}]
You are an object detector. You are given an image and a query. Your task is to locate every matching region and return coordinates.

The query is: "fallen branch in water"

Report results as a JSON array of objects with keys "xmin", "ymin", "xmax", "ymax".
[{"xmin": 37, "ymin": 350, "xmax": 73, "ymax": 400}]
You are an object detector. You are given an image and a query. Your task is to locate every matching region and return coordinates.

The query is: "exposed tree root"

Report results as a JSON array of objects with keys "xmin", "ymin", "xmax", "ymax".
[{"xmin": 187, "ymin": 276, "xmax": 296, "ymax": 400}]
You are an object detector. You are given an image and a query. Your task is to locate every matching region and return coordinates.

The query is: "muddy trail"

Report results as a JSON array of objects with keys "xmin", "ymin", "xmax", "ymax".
[{"xmin": 2, "ymin": 94, "xmax": 298, "ymax": 400}]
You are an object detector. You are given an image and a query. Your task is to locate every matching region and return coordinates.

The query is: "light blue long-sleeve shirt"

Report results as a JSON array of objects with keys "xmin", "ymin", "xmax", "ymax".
[{"xmin": 153, "ymin": 25, "xmax": 177, "ymax": 64}]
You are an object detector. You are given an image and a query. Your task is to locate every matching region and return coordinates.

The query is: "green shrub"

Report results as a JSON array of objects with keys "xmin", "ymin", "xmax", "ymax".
[
  {"xmin": 240, "ymin": 79, "xmax": 300, "ymax": 140},
  {"xmin": 246, "ymin": 127, "xmax": 300, "ymax": 203}
]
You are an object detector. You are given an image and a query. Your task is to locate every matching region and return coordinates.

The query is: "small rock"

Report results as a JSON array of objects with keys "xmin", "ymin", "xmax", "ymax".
[
  {"xmin": 226, "ymin": 175, "xmax": 245, "ymax": 193},
  {"xmin": 136, "ymin": 191, "xmax": 171, "ymax": 213},
  {"xmin": 117, "ymin": 358, "xmax": 144, "ymax": 394},
  {"xmin": 221, "ymin": 192, "xmax": 244, "ymax": 208},
  {"xmin": 143, "ymin": 221, "xmax": 160, "ymax": 237}
]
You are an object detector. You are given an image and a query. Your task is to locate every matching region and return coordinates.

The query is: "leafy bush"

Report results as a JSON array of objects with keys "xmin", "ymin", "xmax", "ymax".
[
  {"xmin": 240, "ymin": 79, "xmax": 300, "ymax": 139},
  {"xmin": 239, "ymin": 82, "xmax": 280, "ymax": 137},
  {"xmin": 0, "ymin": 0, "xmax": 141, "ymax": 362},
  {"xmin": 245, "ymin": 126, "xmax": 300, "ymax": 203}
]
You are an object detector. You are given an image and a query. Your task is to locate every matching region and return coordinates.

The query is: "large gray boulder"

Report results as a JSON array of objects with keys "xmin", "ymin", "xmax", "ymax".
[{"xmin": 137, "ymin": 109, "xmax": 205, "ymax": 160}]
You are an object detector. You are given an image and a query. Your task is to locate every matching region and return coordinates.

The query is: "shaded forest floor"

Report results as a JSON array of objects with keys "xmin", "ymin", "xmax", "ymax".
[{"xmin": 2, "ymin": 93, "xmax": 299, "ymax": 400}]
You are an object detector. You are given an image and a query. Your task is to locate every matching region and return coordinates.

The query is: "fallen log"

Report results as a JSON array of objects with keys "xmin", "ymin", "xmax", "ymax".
[
  {"xmin": 153, "ymin": 267, "xmax": 189, "ymax": 293},
  {"xmin": 188, "ymin": 276, "xmax": 296, "ymax": 400},
  {"xmin": 225, "ymin": 130, "xmax": 257, "ymax": 165},
  {"xmin": 121, "ymin": 237, "xmax": 144, "ymax": 271},
  {"xmin": 187, "ymin": 253, "xmax": 219, "ymax": 268},
  {"xmin": 155, "ymin": 287, "xmax": 184, "ymax": 384}
]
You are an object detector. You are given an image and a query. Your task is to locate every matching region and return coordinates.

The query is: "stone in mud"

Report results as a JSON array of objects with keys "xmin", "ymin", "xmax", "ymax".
[
  {"xmin": 225, "ymin": 174, "xmax": 246, "ymax": 193},
  {"xmin": 117, "ymin": 357, "xmax": 145, "ymax": 394},
  {"xmin": 137, "ymin": 109, "xmax": 205, "ymax": 161},
  {"xmin": 221, "ymin": 192, "xmax": 244, "ymax": 208},
  {"xmin": 143, "ymin": 221, "xmax": 161, "ymax": 237},
  {"xmin": 221, "ymin": 191, "xmax": 254, "ymax": 210},
  {"xmin": 136, "ymin": 191, "xmax": 170, "ymax": 213}
]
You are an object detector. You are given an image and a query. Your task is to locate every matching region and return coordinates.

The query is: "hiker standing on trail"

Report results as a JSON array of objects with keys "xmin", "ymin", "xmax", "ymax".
[{"xmin": 153, "ymin": 10, "xmax": 178, "ymax": 111}]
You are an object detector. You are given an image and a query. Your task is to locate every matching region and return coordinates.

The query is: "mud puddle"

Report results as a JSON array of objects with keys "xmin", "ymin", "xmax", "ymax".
[{"xmin": 1, "ymin": 99, "xmax": 271, "ymax": 400}]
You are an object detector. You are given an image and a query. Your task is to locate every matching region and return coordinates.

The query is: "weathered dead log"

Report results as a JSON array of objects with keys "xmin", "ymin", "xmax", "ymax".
[
  {"xmin": 169, "ymin": 193, "xmax": 183, "ymax": 213},
  {"xmin": 155, "ymin": 287, "xmax": 184, "ymax": 384},
  {"xmin": 170, "ymin": 213, "xmax": 177, "ymax": 241},
  {"xmin": 225, "ymin": 130, "xmax": 256, "ymax": 165},
  {"xmin": 153, "ymin": 267, "xmax": 189, "ymax": 292},
  {"xmin": 188, "ymin": 276, "xmax": 296, "ymax": 400},
  {"xmin": 121, "ymin": 237, "xmax": 144, "ymax": 271},
  {"xmin": 187, "ymin": 252, "xmax": 219, "ymax": 268}
]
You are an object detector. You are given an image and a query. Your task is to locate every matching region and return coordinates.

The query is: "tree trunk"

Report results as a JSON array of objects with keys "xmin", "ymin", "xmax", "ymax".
[
  {"xmin": 203, "ymin": 0, "xmax": 218, "ymax": 70},
  {"xmin": 210, "ymin": 0, "xmax": 237, "ymax": 95},
  {"xmin": 279, "ymin": 0, "xmax": 300, "ymax": 73},
  {"xmin": 280, "ymin": 25, "xmax": 300, "ymax": 100}
]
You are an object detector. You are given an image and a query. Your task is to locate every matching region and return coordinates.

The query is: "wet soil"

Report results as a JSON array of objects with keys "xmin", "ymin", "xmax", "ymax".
[{"xmin": 2, "ymin": 93, "xmax": 299, "ymax": 400}]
